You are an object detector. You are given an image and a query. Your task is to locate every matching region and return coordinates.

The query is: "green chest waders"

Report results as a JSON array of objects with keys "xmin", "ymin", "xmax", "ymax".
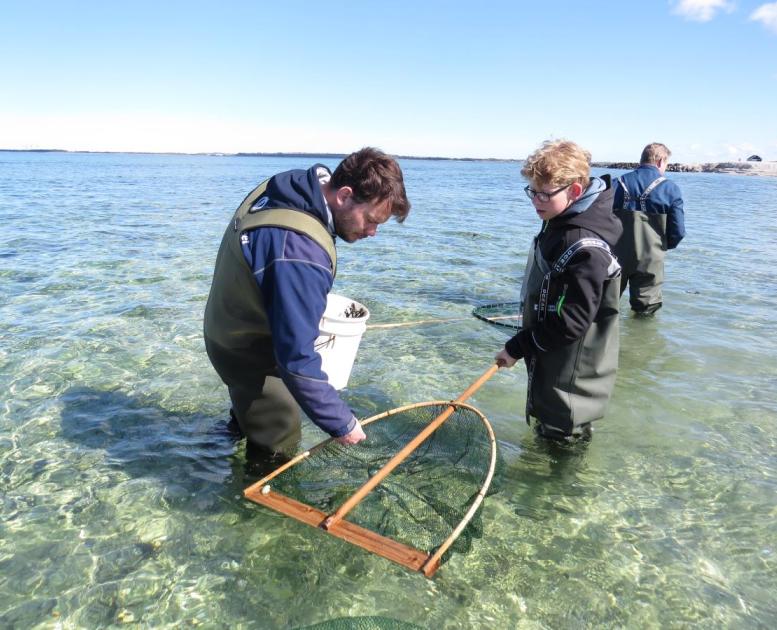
[
  {"xmin": 522, "ymin": 238, "xmax": 621, "ymax": 436},
  {"xmin": 614, "ymin": 176, "xmax": 668, "ymax": 313},
  {"xmin": 203, "ymin": 180, "xmax": 337, "ymax": 454}
]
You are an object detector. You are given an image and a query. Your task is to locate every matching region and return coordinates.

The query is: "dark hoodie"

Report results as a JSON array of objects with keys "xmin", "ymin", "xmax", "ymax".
[{"xmin": 506, "ymin": 175, "xmax": 623, "ymax": 360}]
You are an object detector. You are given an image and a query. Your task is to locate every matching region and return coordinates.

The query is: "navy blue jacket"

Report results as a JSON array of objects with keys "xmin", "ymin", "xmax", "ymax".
[
  {"xmin": 613, "ymin": 164, "xmax": 685, "ymax": 249},
  {"xmin": 240, "ymin": 165, "xmax": 356, "ymax": 438}
]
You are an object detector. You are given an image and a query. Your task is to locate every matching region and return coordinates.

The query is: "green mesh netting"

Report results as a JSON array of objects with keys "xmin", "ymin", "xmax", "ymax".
[
  {"xmin": 471, "ymin": 301, "xmax": 522, "ymax": 331},
  {"xmin": 298, "ymin": 617, "xmax": 424, "ymax": 630},
  {"xmin": 264, "ymin": 402, "xmax": 498, "ymax": 565}
]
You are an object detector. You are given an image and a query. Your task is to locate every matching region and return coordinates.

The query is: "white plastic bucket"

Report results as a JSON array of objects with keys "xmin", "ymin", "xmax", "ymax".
[{"xmin": 315, "ymin": 294, "xmax": 370, "ymax": 390}]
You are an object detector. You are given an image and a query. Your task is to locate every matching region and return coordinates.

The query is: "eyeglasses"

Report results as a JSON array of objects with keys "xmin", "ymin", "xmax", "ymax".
[{"xmin": 524, "ymin": 183, "xmax": 572, "ymax": 203}]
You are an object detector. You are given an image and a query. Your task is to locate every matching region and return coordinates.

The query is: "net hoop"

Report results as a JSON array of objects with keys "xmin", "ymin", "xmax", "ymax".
[
  {"xmin": 244, "ymin": 399, "xmax": 498, "ymax": 577},
  {"xmin": 471, "ymin": 301, "xmax": 522, "ymax": 330}
]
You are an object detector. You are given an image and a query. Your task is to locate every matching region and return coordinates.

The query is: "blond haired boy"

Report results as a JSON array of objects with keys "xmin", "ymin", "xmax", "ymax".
[{"xmin": 495, "ymin": 140, "xmax": 623, "ymax": 441}]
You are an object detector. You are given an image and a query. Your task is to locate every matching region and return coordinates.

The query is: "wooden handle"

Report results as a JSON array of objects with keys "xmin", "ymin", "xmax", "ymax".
[
  {"xmin": 321, "ymin": 364, "xmax": 499, "ymax": 531},
  {"xmin": 452, "ymin": 363, "xmax": 498, "ymax": 402},
  {"xmin": 368, "ymin": 315, "xmax": 519, "ymax": 331}
]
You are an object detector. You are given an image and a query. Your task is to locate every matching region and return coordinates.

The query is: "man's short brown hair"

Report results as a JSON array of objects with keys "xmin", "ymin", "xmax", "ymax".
[
  {"xmin": 330, "ymin": 147, "xmax": 411, "ymax": 222},
  {"xmin": 640, "ymin": 143, "xmax": 671, "ymax": 165}
]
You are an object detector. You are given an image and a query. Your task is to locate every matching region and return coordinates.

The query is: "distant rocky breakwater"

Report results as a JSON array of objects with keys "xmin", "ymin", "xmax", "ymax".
[{"xmin": 594, "ymin": 161, "xmax": 777, "ymax": 176}]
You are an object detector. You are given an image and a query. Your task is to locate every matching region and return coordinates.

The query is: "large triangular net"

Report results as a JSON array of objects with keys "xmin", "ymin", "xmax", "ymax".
[{"xmin": 244, "ymin": 367, "xmax": 500, "ymax": 577}]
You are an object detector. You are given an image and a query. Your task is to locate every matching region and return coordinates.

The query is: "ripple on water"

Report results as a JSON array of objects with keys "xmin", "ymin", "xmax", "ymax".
[{"xmin": 1, "ymin": 154, "xmax": 776, "ymax": 627}]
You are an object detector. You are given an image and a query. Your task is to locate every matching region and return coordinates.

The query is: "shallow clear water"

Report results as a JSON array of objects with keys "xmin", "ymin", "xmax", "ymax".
[{"xmin": 1, "ymin": 151, "xmax": 775, "ymax": 628}]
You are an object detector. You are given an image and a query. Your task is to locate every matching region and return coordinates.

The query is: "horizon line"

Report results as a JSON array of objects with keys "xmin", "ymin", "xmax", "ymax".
[
  {"xmin": 0, "ymin": 147, "xmax": 523, "ymax": 163},
  {"xmin": 1, "ymin": 148, "xmax": 770, "ymax": 167}
]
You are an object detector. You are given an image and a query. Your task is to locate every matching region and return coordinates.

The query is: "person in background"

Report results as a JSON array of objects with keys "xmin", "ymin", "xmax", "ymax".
[
  {"xmin": 495, "ymin": 140, "xmax": 622, "ymax": 442},
  {"xmin": 613, "ymin": 142, "xmax": 685, "ymax": 315},
  {"xmin": 204, "ymin": 148, "xmax": 410, "ymax": 463}
]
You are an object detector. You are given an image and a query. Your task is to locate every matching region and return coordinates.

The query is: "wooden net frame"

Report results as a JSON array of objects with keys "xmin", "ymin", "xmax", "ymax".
[{"xmin": 244, "ymin": 365, "xmax": 498, "ymax": 577}]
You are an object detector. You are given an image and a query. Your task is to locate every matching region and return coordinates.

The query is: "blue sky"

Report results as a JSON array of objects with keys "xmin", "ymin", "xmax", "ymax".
[{"xmin": 1, "ymin": 0, "xmax": 775, "ymax": 161}]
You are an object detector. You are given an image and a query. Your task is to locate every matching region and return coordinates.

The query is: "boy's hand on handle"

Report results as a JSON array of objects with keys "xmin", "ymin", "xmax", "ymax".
[
  {"xmin": 335, "ymin": 420, "xmax": 367, "ymax": 445},
  {"xmin": 495, "ymin": 347, "xmax": 518, "ymax": 368}
]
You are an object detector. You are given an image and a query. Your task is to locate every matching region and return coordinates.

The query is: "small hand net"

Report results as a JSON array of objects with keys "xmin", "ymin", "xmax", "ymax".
[
  {"xmin": 244, "ymin": 367, "xmax": 499, "ymax": 577},
  {"xmin": 472, "ymin": 301, "xmax": 522, "ymax": 330}
]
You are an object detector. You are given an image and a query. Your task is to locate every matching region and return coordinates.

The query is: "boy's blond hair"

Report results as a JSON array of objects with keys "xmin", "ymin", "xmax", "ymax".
[{"xmin": 521, "ymin": 139, "xmax": 591, "ymax": 187}]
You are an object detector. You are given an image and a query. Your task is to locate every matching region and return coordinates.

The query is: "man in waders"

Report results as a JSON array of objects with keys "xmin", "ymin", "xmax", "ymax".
[
  {"xmin": 613, "ymin": 143, "xmax": 685, "ymax": 315},
  {"xmin": 495, "ymin": 140, "xmax": 622, "ymax": 441},
  {"xmin": 203, "ymin": 148, "xmax": 410, "ymax": 464}
]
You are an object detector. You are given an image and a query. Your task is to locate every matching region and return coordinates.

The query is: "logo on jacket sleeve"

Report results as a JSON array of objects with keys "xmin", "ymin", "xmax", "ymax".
[{"xmin": 250, "ymin": 196, "xmax": 270, "ymax": 212}]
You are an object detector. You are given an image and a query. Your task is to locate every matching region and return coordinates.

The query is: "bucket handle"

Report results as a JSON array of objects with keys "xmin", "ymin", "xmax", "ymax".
[{"xmin": 314, "ymin": 335, "xmax": 336, "ymax": 351}]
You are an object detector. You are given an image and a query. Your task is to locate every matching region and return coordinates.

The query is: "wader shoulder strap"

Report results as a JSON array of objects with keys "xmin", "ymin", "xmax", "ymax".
[
  {"xmin": 617, "ymin": 176, "xmax": 631, "ymax": 203},
  {"xmin": 639, "ymin": 176, "xmax": 667, "ymax": 212},
  {"xmin": 241, "ymin": 209, "xmax": 337, "ymax": 277},
  {"xmin": 618, "ymin": 175, "xmax": 667, "ymax": 212},
  {"xmin": 230, "ymin": 179, "xmax": 337, "ymax": 277},
  {"xmin": 551, "ymin": 238, "xmax": 612, "ymax": 273},
  {"xmin": 538, "ymin": 238, "xmax": 617, "ymax": 323}
]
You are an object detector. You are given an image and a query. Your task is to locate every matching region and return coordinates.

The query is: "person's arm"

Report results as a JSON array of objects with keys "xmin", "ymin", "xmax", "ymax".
[
  {"xmin": 666, "ymin": 186, "xmax": 685, "ymax": 249},
  {"xmin": 252, "ymin": 228, "xmax": 364, "ymax": 442}
]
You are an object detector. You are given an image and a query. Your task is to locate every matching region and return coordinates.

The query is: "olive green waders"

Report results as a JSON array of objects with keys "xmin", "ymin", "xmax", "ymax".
[
  {"xmin": 204, "ymin": 179, "xmax": 337, "ymax": 455},
  {"xmin": 522, "ymin": 238, "xmax": 621, "ymax": 437},
  {"xmin": 614, "ymin": 175, "xmax": 669, "ymax": 314},
  {"xmin": 614, "ymin": 209, "xmax": 667, "ymax": 314}
]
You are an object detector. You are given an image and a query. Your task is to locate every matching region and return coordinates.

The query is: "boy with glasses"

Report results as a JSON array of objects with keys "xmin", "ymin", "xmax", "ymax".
[{"xmin": 495, "ymin": 140, "xmax": 623, "ymax": 441}]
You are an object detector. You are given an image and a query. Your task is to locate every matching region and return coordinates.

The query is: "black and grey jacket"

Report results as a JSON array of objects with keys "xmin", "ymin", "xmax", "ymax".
[{"xmin": 506, "ymin": 175, "xmax": 623, "ymax": 361}]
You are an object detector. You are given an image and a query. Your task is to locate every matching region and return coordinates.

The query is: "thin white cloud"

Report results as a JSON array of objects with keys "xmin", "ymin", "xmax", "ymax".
[
  {"xmin": 672, "ymin": 0, "xmax": 734, "ymax": 22},
  {"xmin": 724, "ymin": 143, "xmax": 756, "ymax": 157},
  {"xmin": 751, "ymin": 3, "xmax": 777, "ymax": 33}
]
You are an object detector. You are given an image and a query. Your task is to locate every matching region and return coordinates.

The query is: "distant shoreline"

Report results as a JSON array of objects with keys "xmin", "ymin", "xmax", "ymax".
[
  {"xmin": 0, "ymin": 148, "xmax": 517, "ymax": 163},
  {"xmin": 2, "ymin": 148, "xmax": 775, "ymax": 175},
  {"xmin": 592, "ymin": 161, "xmax": 777, "ymax": 177}
]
